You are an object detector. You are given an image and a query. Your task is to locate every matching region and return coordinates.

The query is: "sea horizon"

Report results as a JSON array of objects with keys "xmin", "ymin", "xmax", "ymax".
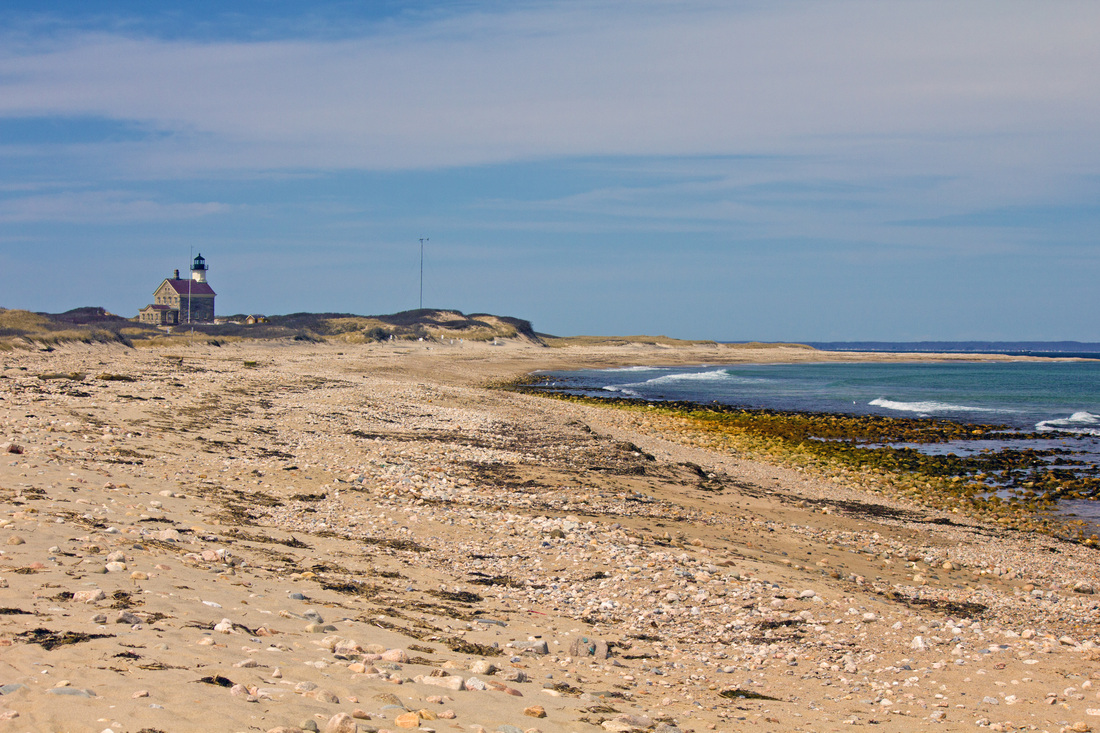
[{"xmin": 727, "ymin": 340, "xmax": 1100, "ymax": 360}]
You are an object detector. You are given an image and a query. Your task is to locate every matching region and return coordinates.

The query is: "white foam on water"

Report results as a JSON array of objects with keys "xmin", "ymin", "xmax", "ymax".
[
  {"xmin": 1036, "ymin": 411, "xmax": 1100, "ymax": 436},
  {"xmin": 602, "ymin": 385, "xmax": 643, "ymax": 398},
  {"xmin": 869, "ymin": 398, "xmax": 1001, "ymax": 414},
  {"xmin": 628, "ymin": 369, "xmax": 768, "ymax": 387},
  {"xmin": 598, "ymin": 365, "xmax": 666, "ymax": 373}
]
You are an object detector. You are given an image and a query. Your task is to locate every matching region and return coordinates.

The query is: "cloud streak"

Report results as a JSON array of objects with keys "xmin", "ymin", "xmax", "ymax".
[
  {"xmin": 0, "ymin": 190, "xmax": 231, "ymax": 223},
  {"xmin": 1, "ymin": 1, "xmax": 1097, "ymax": 174}
]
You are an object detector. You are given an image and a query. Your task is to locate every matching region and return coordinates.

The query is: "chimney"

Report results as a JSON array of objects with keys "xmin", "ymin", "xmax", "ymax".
[{"xmin": 174, "ymin": 269, "xmax": 180, "ymax": 279}]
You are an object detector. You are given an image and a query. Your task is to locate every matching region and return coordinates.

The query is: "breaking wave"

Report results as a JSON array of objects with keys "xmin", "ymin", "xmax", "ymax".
[
  {"xmin": 629, "ymin": 369, "xmax": 770, "ymax": 387},
  {"xmin": 601, "ymin": 385, "xmax": 642, "ymax": 398},
  {"xmin": 1036, "ymin": 411, "xmax": 1100, "ymax": 436},
  {"xmin": 869, "ymin": 398, "xmax": 1001, "ymax": 415},
  {"xmin": 598, "ymin": 365, "xmax": 665, "ymax": 373}
]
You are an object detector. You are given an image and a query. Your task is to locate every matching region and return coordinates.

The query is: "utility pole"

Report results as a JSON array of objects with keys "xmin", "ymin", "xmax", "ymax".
[
  {"xmin": 188, "ymin": 246, "xmax": 193, "ymax": 345},
  {"xmin": 419, "ymin": 237, "xmax": 428, "ymax": 310}
]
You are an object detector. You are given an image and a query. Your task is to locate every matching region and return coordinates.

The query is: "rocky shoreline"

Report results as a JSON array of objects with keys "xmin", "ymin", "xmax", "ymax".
[{"xmin": 2, "ymin": 341, "xmax": 1099, "ymax": 733}]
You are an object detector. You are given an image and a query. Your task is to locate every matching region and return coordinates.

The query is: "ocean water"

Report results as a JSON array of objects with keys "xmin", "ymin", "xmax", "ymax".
[
  {"xmin": 539, "ymin": 361, "xmax": 1100, "ymax": 435},
  {"xmin": 536, "ymin": 361, "xmax": 1100, "ymax": 522}
]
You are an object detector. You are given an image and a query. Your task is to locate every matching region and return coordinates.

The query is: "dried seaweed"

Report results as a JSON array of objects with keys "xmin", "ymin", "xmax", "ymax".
[
  {"xmin": 427, "ymin": 589, "xmax": 482, "ymax": 604},
  {"xmin": 196, "ymin": 675, "xmax": 234, "ymax": 687},
  {"xmin": 885, "ymin": 592, "xmax": 987, "ymax": 618},
  {"xmin": 440, "ymin": 637, "xmax": 502, "ymax": 657},
  {"xmin": 16, "ymin": 628, "xmax": 114, "ymax": 650},
  {"xmin": 719, "ymin": 689, "xmax": 779, "ymax": 700}
]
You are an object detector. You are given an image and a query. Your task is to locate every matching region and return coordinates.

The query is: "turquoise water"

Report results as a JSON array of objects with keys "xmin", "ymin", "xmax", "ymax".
[
  {"xmin": 537, "ymin": 360, "xmax": 1100, "ymax": 524},
  {"xmin": 540, "ymin": 361, "xmax": 1100, "ymax": 436}
]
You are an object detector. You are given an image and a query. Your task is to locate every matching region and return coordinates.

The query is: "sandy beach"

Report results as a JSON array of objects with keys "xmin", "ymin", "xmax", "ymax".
[{"xmin": 2, "ymin": 340, "xmax": 1099, "ymax": 733}]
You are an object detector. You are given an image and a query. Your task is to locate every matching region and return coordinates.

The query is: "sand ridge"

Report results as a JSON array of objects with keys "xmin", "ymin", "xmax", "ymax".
[{"xmin": 1, "ymin": 340, "xmax": 1098, "ymax": 733}]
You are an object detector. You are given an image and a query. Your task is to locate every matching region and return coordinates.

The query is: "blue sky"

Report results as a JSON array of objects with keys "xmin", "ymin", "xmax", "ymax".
[{"xmin": 1, "ymin": 1, "xmax": 1098, "ymax": 340}]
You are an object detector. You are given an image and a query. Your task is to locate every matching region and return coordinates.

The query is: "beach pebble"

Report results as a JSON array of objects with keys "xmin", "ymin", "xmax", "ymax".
[
  {"xmin": 322, "ymin": 713, "xmax": 357, "ymax": 733},
  {"xmin": 469, "ymin": 660, "xmax": 497, "ymax": 675},
  {"xmin": 307, "ymin": 689, "xmax": 340, "ymax": 704},
  {"xmin": 487, "ymin": 680, "xmax": 523, "ymax": 696},
  {"xmin": 105, "ymin": 561, "xmax": 127, "ymax": 573},
  {"xmin": 524, "ymin": 706, "xmax": 547, "ymax": 718},
  {"xmin": 512, "ymin": 640, "xmax": 549, "ymax": 655},
  {"xmin": 73, "ymin": 589, "xmax": 106, "ymax": 603},
  {"xmin": 417, "ymin": 673, "xmax": 465, "ymax": 691},
  {"xmin": 46, "ymin": 687, "xmax": 95, "ymax": 698},
  {"xmin": 231, "ymin": 683, "xmax": 258, "ymax": 701},
  {"xmin": 394, "ymin": 711, "xmax": 421, "ymax": 728}
]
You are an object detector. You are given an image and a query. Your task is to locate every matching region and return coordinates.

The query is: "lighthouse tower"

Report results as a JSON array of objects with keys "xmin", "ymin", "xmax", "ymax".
[{"xmin": 191, "ymin": 253, "xmax": 208, "ymax": 283}]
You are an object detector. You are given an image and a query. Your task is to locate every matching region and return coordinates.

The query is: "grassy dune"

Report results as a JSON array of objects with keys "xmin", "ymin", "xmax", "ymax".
[
  {"xmin": 0, "ymin": 307, "xmax": 544, "ymax": 349},
  {"xmin": 0, "ymin": 308, "xmax": 137, "ymax": 350}
]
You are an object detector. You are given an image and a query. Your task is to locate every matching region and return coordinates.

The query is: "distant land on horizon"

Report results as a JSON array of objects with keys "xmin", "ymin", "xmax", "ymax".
[{"xmin": 796, "ymin": 341, "xmax": 1100, "ymax": 357}]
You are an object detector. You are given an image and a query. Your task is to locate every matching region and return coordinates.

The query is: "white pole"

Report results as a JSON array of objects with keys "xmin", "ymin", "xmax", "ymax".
[
  {"xmin": 188, "ymin": 246, "xmax": 193, "ymax": 343},
  {"xmin": 419, "ymin": 238, "xmax": 427, "ymax": 309}
]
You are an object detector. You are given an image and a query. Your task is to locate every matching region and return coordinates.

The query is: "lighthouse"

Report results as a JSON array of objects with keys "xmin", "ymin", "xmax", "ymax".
[{"xmin": 191, "ymin": 253, "xmax": 208, "ymax": 283}]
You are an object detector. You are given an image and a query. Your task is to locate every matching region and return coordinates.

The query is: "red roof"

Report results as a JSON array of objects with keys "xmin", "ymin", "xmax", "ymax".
[
  {"xmin": 162, "ymin": 278, "xmax": 216, "ymax": 296},
  {"xmin": 142, "ymin": 304, "xmax": 171, "ymax": 311}
]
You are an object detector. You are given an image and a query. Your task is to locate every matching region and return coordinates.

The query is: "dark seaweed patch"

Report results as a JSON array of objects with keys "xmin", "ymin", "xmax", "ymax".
[
  {"xmin": 885, "ymin": 592, "xmax": 987, "ymax": 618},
  {"xmin": 550, "ymin": 682, "xmax": 583, "ymax": 696},
  {"xmin": 318, "ymin": 580, "xmax": 382, "ymax": 598},
  {"xmin": 441, "ymin": 637, "xmax": 501, "ymax": 656},
  {"xmin": 16, "ymin": 628, "xmax": 114, "ymax": 650},
  {"xmin": 196, "ymin": 675, "xmax": 234, "ymax": 687},
  {"xmin": 428, "ymin": 589, "xmax": 482, "ymax": 604},
  {"xmin": 719, "ymin": 689, "xmax": 780, "ymax": 701},
  {"xmin": 467, "ymin": 573, "xmax": 524, "ymax": 588}
]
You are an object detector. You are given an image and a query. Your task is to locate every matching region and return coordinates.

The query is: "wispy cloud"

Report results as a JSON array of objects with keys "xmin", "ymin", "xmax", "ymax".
[
  {"xmin": 0, "ymin": 1, "xmax": 1096, "ymax": 175},
  {"xmin": 0, "ymin": 190, "xmax": 231, "ymax": 223}
]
